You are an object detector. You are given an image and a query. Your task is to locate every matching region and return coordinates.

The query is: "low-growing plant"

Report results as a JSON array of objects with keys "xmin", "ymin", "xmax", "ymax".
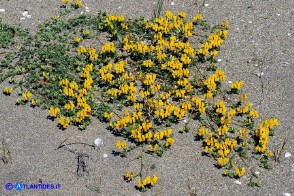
[{"xmin": 0, "ymin": 0, "xmax": 280, "ymax": 192}]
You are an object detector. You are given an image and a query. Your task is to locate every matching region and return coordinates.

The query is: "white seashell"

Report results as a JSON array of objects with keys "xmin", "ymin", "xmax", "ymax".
[
  {"xmin": 22, "ymin": 11, "xmax": 28, "ymax": 16},
  {"xmin": 257, "ymin": 72, "xmax": 264, "ymax": 77},
  {"xmin": 285, "ymin": 152, "xmax": 291, "ymax": 158},
  {"xmin": 94, "ymin": 138, "xmax": 103, "ymax": 147},
  {"xmin": 234, "ymin": 180, "xmax": 241, "ymax": 185}
]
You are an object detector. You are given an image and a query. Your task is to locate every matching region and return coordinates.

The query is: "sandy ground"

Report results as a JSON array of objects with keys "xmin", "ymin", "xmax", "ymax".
[{"xmin": 0, "ymin": 0, "xmax": 293, "ymax": 195}]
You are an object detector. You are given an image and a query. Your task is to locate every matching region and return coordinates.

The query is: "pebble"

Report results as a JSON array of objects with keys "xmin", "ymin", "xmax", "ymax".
[
  {"xmin": 22, "ymin": 11, "xmax": 29, "ymax": 16},
  {"xmin": 288, "ymin": 33, "xmax": 291, "ymax": 36},
  {"xmin": 218, "ymin": 59, "xmax": 222, "ymax": 62},
  {"xmin": 234, "ymin": 180, "xmax": 241, "ymax": 185},
  {"xmin": 285, "ymin": 152, "xmax": 291, "ymax": 158},
  {"xmin": 248, "ymin": 21, "xmax": 252, "ymax": 23},
  {"xmin": 171, "ymin": 2, "xmax": 175, "ymax": 5},
  {"xmin": 0, "ymin": 9, "xmax": 5, "ymax": 12},
  {"xmin": 283, "ymin": 193, "xmax": 291, "ymax": 196},
  {"xmin": 257, "ymin": 72, "xmax": 264, "ymax": 77},
  {"xmin": 204, "ymin": 4, "xmax": 209, "ymax": 7},
  {"xmin": 103, "ymin": 153, "xmax": 108, "ymax": 158}
]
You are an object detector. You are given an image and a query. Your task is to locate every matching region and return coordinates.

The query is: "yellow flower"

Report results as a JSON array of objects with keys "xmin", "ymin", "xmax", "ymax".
[
  {"xmin": 178, "ymin": 11, "xmax": 187, "ymax": 18},
  {"xmin": 77, "ymin": 46, "xmax": 87, "ymax": 54},
  {"xmin": 149, "ymin": 144, "xmax": 158, "ymax": 151},
  {"xmin": 83, "ymin": 30, "xmax": 90, "ymax": 36},
  {"xmin": 74, "ymin": 37, "xmax": 82, "ymax": 43},
  {"xmin": 240, "ymin": 93, "xmax": 247, "ymax": 103},
  {"xmin": 48, "ymin": 107, "xmax": 60, "ymax": 117},
  {"xmin": 61, "ymin": 0, "xmax": 70, "ymax": 4},
  {"xmin": 142, "ymin": 59, "xmax": 153, "ymax": 68},
  {"xmin": 101, "ymin": 42, "xmax": 116, "ymax": 54},
  {"xmin": 103, "ymin": 112, "xmax": 113, "ymax": 120},
  {"xmin": 235, "ymin": 167, "xmax": 245, "ymax": 177},
  {"xmin": 51, "ymin": 15, "xmax": 60, "ymax": 20},
  {"xmin": 64, "ymin": 101, "xmax": 75, "ymax": 111},
  {"xmin": 58, "ymin": 116, "xmax": 71, "ymax": 129},
  {"xmin": 30, "ymin": 99, "xmax": 38, "ymax": 106},
  {"xmin": 266, "ymin": 150, "xmax": 273, "ymax": 157},
  {"xmin": 137, "ymin": 179, "xmax": 144, "ymax": 189},
  {"xmin": 217, "ymin": 157, "xmax": 229, "ymax": 166},
  {"xmin": 249, "ymin": 109, "xmax": 259, "ymax": 118},
  {"xmin": 165, "ymin": 10, "xmax": 173, "ymax": 19},
  {"xmin": 221, "ymin": 20, "xmax": 229, "ymax": 28},
  {"xmin": 193, "ymin": 13, "xmax": 203, "ymax": 21},
  {"xmin": 124, "ymin": 170, "xmax": 136, "ymax": 181},
  {"xmin": 150, "ymin": 174, "xmax": 158, "ymax": 186},
  {"xmin": 3, "ymin": 87, "xmax": 13, "ymax": 95},
  {"xmin": 22, "ymin": 91, "xmax": 32, "ymax": 100},
  {"xmin": 116, "ymin": 140, "xmax": 127, "ymax": 149},
  {"xmin": 239, "ymin": 128, "xmax": 249, "ymax": 139},
  {"xmin": 231, "ymin": 80, "xmax": 244, "ymax": 91},
  {"xmin": 74, "ymin": 0, "xmax": 83, "ymax": 7},
  {"xmin": 165, "ymin": 137, "xmax": 175, "ymax": 147},
  {"xmin": 198, "ymin": 126, "xmax": 209, "ymax": 137},
  {"xmin": 121, "ymin": 23, "xmax": 128, "ymax": 30}
]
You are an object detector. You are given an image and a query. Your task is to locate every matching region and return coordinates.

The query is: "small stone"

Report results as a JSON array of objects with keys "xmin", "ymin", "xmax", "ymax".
[
  {"xmin": 26, "ymin": 15, "xmax": 31, "ymax": 18},
  {"xmin": 228, "ymin": 81, "xmax": 232, "ymax": 84},
  {"xmin": 257, "ymin": 72, "xmax": 264, "ymax": 77},
  {"xmin": 22, "ymin": 11, "xmax": 28, "ymax": 16},
  {"xmin": 248, "ymin": 21, "xmax": 252, "ymax": 23},
  {"xmin": 288, "ymin": 33, "xmax": 291, "ymax": 36},
  {"xmin": 20, "ymin": 17, "xmax": 26, "ymax": 20},
  {"xmin": 254, "ymin": 171, "xmax": 260, "ymax": 175},
  {"xmin": 118, "ymin": 6, "xmax": 121, "ymax": 9},
  {"xmin": 217, "ymin": 59, "xmax": 222, "ymax": 62},
  {"xmin": 204, "ymin": 4, "xmax": 209, "ymax": 7},
  {"xmin": 234, "ymin": 180, "xmax": 241, "ymax": 185},
  {"xmin": 103, "ymin": 153, "xmax": 108, "ymax": 158},
  {"xmin": 285, "ymin": 152, "xmax": 291, "ymax": 158},
  {"xmin": 171, "ymin": 2, "xmax": 175, "ymax": 5},
  {"xmin": 277, "ymin": 13, "xmax": 281, "ymax": 16},
  {"xmin": 283, "ymin": 193, "xmax": 291, "ymax": 196},
  {"xmin": 0, "ymin": 9, "xmax": 5, "ymax": 12}
]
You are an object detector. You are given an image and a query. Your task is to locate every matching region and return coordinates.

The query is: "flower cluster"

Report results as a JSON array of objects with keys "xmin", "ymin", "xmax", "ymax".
[
  {"xmin": 255, "ymin": 118, "xmax": 279, "ymax": 153},
  {"xmin": 137, "ymin": 175, "xmax": 158, "ymax": 189},
  {"xmin": 2, "ymin": 87, "xmax": 13, "ymax": 95}
]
